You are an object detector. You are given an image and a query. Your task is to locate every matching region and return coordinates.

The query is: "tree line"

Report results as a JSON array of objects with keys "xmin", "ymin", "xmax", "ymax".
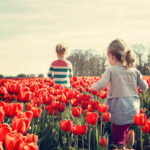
[{"xmin": 1, "ymin": 43, "xmax": 150, "ymax": 78}]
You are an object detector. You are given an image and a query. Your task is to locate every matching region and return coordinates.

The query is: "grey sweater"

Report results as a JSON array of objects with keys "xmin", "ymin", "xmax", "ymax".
[{"xmin": 91, "ymin": 65, "xmax": 148, "ymax": 99}]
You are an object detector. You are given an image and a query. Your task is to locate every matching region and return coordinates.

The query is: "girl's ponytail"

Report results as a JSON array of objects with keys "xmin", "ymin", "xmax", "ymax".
[{"xmin": 125, "ymin": 50, "xmax": 135, "ymax": 68}]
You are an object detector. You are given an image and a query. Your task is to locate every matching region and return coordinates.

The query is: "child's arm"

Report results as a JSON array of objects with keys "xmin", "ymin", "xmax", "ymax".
[
  {"xmin": 90, "ymin": 69, "xmax": 110, "ymax": 91},
  {"xmin": 137, "ymin": 71, "xmax": 148, "ymax": 91},
  {"xmin": 47, "ymin": 65, "xmax": 53, "ymax": 78}
]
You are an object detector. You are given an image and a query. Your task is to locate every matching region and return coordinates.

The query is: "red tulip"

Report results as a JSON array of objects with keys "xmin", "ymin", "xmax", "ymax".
[
  {"xmin": 11, "ymin": 94, "xmax": 16, "ymax": 101},
  {"xmin": 91, "ymin": 100, "xmax": 99, "ymax": 110},
  {"xmin": 87, "ymin": 105, "xmax": 94, "ymax": 112},
  {"xmin": 98, "ymin": 91, "xmax": 107, "ymax": 99},
  {"xmin": 42, "ymin": 93, "xmax": 54, "ymax": 105},
  {"xmin": 30, "ymin": 107, "xmax": 42, "ymax": 118},
  {"xmin": 26, "ymin": 133, "xmax": 38, "ymax": 143},
  {"xmin": 4, "ymin": 131, "xmax": 24, "ymax": 150},
  {"xmin": 4, "ymin": 103, "xmax": 23, "ymax": 117},
  {"xmin": 57, "ymin": 102, "xmax": 66, "ymax": 112},
  {"xmin": 98, "ymin": 103, "xmax": 108, "ymax": 115},
  {"xmin": 125, "ymin": 129, "xmax": 135, "ymax": 148},
  {"xmin": 99, "ymin": 137, "xmax": 108, "ymax": 147},
  {"xmin": 60, "ymin": 120, "xmax": 73, "ymax": 132},
  {"xmin": 134, "ymin": 113, "xmax": 147, "ymax": 126},
  {"xmin": 57, "ymin": 95, "xmax": 68, "ymax": 104},
  {"xmin": 81, "ymin": 101, "xmax": 89, "ymax": 110},
  {"xmin": 0, "ymin": 107, "xmax": 5, "ymax": 124},
  {"xmin": 139, "ymin": 109, "xmax": 143, "ymax": 114},
  {"xmin": 17, "ymin": 111, "xmax": 33, "ymax": 121},
  {"xmin": 71, "ymin": 99, "xmax": 79, "ymax": 107},
  {"xmin": 0, "ymin": 87, "xmax": 7, "ymax": 96},
  {"xmin": 72, "ymin": 107, "xmax": 82, "ymax": 117},
  {"xmin": 72, "ymin": 125, "xmax": 79, "ymax": 136},
  {"xmin": 46, "ymin": 105, "xmax": 57, "ymax": 115},
  {"xmin": 142, "ymin": 120, "xmax": 150, "ymax": 133},
  {"xmin": 86, "ymin": 112, "xmax": 98, "ymax": 125},
  {"xmin": 0, "ymin": 142, "xmax": 3, "ymax": 150},
  {"xmin": 0, "ymin": 101, "xmax": 4, "ymax": 108},
  {"xmin": 79, "ymin": 125, "xmax": 87, "ymax": 135},
  {"xmin": 18, "ymin": 142, "xmax": 38, "ymax": 150},
  {"xmin": 12, "ymin": 116, "xmax": 30, "ymax": 134},
  {"xmin": 17, "ymin": 91, "xmax": 32, "ymax": 102},
  {"xmin": 0, "ymin": 123, "xmax": 11, "ymax": 143},
  {"xmin": 102, "ymin": 112, "xmax": 111, "ymax": 122}
]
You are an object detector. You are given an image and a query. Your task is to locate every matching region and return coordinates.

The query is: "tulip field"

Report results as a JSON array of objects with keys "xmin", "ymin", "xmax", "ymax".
[{"xmin": 0, "ymin": 76, "xmax": 150, "ymax": 150}]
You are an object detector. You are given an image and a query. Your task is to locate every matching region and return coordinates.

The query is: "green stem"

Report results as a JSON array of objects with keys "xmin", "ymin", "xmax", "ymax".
[
  {"xmin": 140, "ymin": 127, "xmax": 143, "ymax": 150},
  {"xmin": 88, "ymin": 127, "xmax": 92, "ymax": 150},
  {"xmin": 75, "ymin": 135, "xmax": 78, "ymax": 149},
  {"xmin": 100, "ymin": 116, "xmax": 103, "ymax": 138},
  {"xmin": 82, "ymin": 136, "xmax": 84, "ymax": 150},
  {"xmin": 68, "ymin": 132, "xmax": 71, "ymax": 150}
]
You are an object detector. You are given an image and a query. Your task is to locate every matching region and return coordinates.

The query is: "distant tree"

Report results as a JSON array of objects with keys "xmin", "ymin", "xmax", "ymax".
[
  {"xmin": 0, "ymin": 74, "xmax": 4, "ymax": 78},
  {"xmin": 132, "ymin": 44, "xmax": 145, "ymax": 67},
  {"xmin": 29, "ymin": 74, "xmax": 36, "ymax": 78},
  {"xmin": 67, "ymin": 49, "xmax": 107, "ymax": 76},
  {"xmin": 17, "ymin": 74, "xmax": 27, "ymax": 78},
  {"xmin": 38, "ymin": 74, "xmax": 44, "ymax": 78}
]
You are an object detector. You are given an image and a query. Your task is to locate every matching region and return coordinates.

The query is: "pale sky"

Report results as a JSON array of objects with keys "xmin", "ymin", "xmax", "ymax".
[{"xmin": 0, "ymin": 0, "xmax": 150, "ymax": 76}]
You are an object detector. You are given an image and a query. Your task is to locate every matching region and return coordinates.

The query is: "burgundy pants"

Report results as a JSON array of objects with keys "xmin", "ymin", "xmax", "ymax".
[{"xmin": 112, "ymin": 123, "xmax": 131, "ymax": 146}]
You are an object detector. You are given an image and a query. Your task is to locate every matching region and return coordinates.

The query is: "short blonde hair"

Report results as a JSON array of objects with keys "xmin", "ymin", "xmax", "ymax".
[
  {"xmin": 108, "ymin": 39, "xmax": 136, "ymax": 68},
  {"xmin": 56, "ymin": 43, "xmax": 68, "ymax": 56}
]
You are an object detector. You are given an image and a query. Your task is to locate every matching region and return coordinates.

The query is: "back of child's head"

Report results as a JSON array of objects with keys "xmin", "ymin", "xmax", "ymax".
[
  {"xmin": 108, "ymin": 39, "xmax": 136, "ymax": 68},
  {"xmin": 56, "ymin": 43, "xmax": 68, "ymax": 56}
]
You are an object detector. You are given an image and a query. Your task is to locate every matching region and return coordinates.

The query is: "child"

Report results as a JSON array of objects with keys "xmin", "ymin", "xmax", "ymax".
[
  {"xmin": 47, "ymin": 43, "xmax": 73, "ymax": 87},
  {"xmin": 90, "ymin": 39, "xmax": 148, "ymax": 149}
]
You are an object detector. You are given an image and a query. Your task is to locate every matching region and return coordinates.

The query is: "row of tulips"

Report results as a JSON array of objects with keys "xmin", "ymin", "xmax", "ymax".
[{"xmin": 0, "ymin": 76, "xmax": 150, "ymax": 150}]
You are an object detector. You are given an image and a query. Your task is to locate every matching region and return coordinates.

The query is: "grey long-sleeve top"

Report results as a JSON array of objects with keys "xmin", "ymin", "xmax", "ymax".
[{"xmin": 91, "ymin": 65, "xmax": 148, "ymax": 99}]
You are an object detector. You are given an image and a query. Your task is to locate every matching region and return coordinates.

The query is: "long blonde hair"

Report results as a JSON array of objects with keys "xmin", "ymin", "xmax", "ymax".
[{"xmin": 108, "ymin": 39, "xmax": 136, "ymax": 68}]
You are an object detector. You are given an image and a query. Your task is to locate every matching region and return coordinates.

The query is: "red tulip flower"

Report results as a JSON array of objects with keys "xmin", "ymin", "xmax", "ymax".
[
  {"xmin": 0, "ymin": 107, "xmax": 5, "ymax": 124},
  {"xmin": 0, "ymin": 142, "xmax": 3, "ymax": 150},
  {"xmin": 57, "ymin": 102, "xmax": 66, "ymax": 112},
  {"xmin": 79, "ymin": 125, "xmax": 87, "ymax": 135},
  {"xmin": 12, "ymin": 116, "xmax": 30, "ymax": 134},
  {"xmin": 86, "ymin": 112, "xmax": 98, "ymax": 125},
  {"xmin": 4, "ymin": 131, "xmax": 24, "ymax": 150},
  {"xmin": 98, "ymin": 103, "xmax": 108, "ymax": 115},
  {"xmin": 125, "ymin": 129, "xmax": 135, "ymax": 148},
  {"xmin": 102, "ymin": 112, "xmax": 111, "ymax": 122},
  {"xmin": 0, "ymin": 87, "xmax": 8, "ymax": 96},
  {"xmin": 99, "ymin": 137, "xmax": 108, "ymax": 147},
  {"xmin": 18, "ymin": 142, "xmax": 38, "ymax": 150},
  {"xmin": 30, "ymin": 107, "xmax": 42, "ymax": 118},
  {"xmin": 26, "ymin": 133, "xmax": 38, "ymax": 143},
  {"xmin": 91, "ymin": 100, "xmax": 99, "ymax": 110},
  {"xmin": 4, "ymin": 103, "xmax": 23, "ymax": 117},
  {"xmin": 0, "ymin": 123, "xmax": 11, "ymax": 143},
  {"xmin": 17, "ymin": 111, "xmax": 33, "ymax": 121},
  {"xmin": 72, "ymin": 125, "xmax": 79, "ymax": 136},
  {"xmin": 46, "ymin": 105, "xmax": 57, "ymax": 115},
  {"xmin": 134, "ymin": 113, "xmax": 147, "ymax": 126},
  {"xmin": 71, "ymin": 99, "xmax": 79, "ymax": 107},
  {"xmin": 60, "ymin": 120, "xmax": 73, "ymax": 132},
  {"xmin": 142, "ymin": 120, "xmax": 150, "ymax": 133},
  {"xmin": 81, "ymin": 101, "xmax": 89, "ymax": 110},
  {"xmin": 72, "ymin": 107, "xmax": 82, "ymax": 117}
]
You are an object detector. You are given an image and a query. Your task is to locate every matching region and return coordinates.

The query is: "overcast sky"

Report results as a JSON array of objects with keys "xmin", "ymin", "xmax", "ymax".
[{"xmin": 0, "ymin": 0, "xmax": 150, "ymax": 76}]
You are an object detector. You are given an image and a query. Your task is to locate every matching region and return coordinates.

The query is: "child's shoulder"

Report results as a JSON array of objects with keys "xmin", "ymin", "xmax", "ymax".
[
  {"xmin": 51, "ymin": 59, "xmax": 72, "ymax": 68},
  {"xmin": 110, "ymin": 65, "xmax": 139, "ymax": 74}
]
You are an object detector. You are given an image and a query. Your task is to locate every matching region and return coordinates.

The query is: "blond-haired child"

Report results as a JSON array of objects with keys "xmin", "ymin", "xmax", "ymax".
[
  {"xmin": 48, "ymin": 43, "xmax": 73, "ymax": 87},
  {"xmin": 90, "ymin": 39, "xmax": 148, "ymax": 149}
]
